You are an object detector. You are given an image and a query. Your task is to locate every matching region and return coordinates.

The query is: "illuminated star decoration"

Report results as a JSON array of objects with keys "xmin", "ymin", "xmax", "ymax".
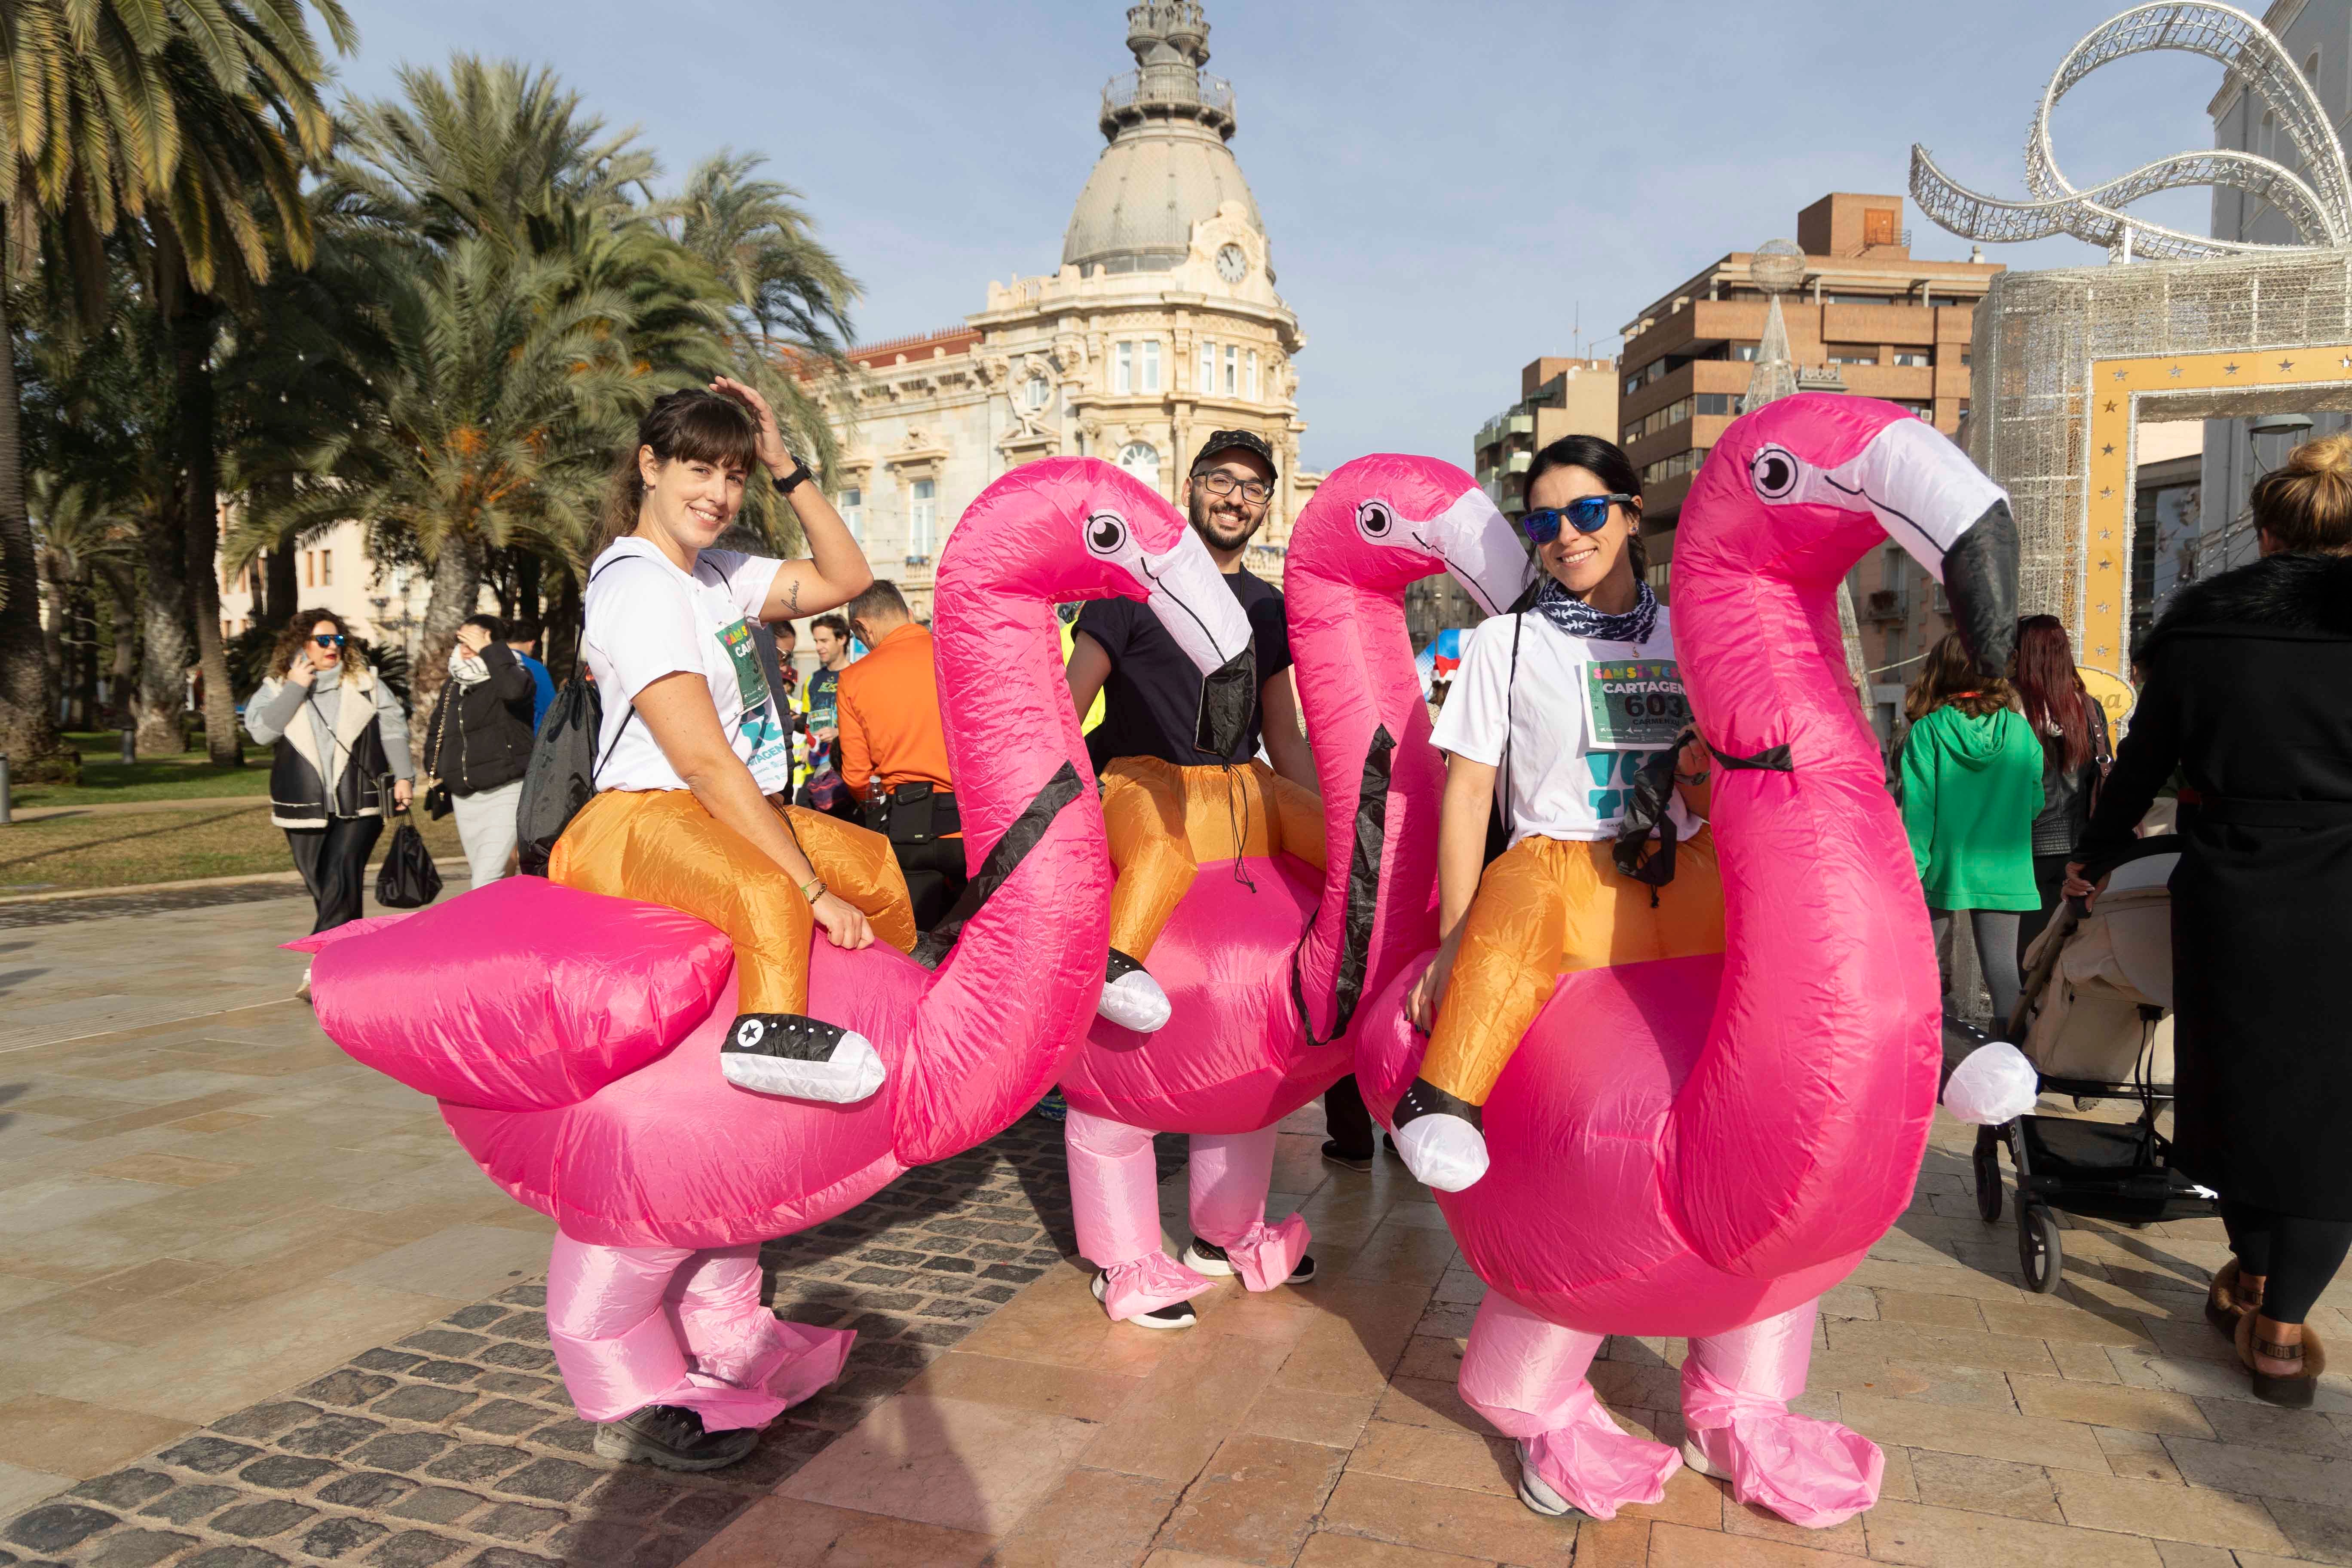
[{"xmin": 2225, "ymin": 361, "xmax": 2241, "ymax": 374}]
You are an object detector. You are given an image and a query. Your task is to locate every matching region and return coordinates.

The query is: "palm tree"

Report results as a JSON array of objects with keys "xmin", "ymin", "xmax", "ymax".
[{"xmin": 0, "ymin": 0, "xmax": 356, "ymax": 772}]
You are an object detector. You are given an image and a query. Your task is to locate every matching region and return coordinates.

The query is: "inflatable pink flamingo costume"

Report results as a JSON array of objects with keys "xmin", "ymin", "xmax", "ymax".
[
  {"xmin": 1357, "ymin": 396, "xmax": 2020, "ymax": 1526},
  {"xmin": 1064, "ymin": 455, "xmax": 1532, "ymax": 1320},
  {"xmin": 305, "ymin": 458, "xmax": 1253, "ymax": 1439}
]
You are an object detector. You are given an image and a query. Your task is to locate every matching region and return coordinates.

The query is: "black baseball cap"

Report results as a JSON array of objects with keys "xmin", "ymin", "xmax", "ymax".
[{"xmin": 1192, "ymin": 428, "xmax": 1280, "ymax": 479}]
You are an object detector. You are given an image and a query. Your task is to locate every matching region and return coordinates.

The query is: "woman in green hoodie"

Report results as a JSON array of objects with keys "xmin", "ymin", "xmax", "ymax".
[{"xmin": 1898, "ymin": 631, "xmax": 2044, "ymax": 1026}]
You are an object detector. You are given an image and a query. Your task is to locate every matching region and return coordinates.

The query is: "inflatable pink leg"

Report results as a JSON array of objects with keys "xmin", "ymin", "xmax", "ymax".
[
  {"xmin": 1680, "ymin": 1299, "xmax": 1882, "ymax": 1528},
  {"xmin": 1458, "ymin": 1291, "xmax": 1679, "ymax": 1520},
  {"xmin": 1188, "ymin": 1127, "xmax": 1310, "ymax": 1291},
  {"xmin": 1065, "ymin": 1109, "xmax": 1213, "ymax": 1322},
  {"xmin": 546, "ymin": 1234, "xmax": 853, "ymax": 1432}
]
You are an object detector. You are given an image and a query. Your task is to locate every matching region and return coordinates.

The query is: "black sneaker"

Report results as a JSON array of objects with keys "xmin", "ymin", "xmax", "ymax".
[
  {"xmin": 1321, "ymin": 1140, "xmax": 1373, "ymax": 1173},
  {"xmin": 592, "ymin": 1404, "xmax": 760, "ymax": 1472},
  {"xmin": 719, "ymin": 1013, "xmax": 885, "ymax": 1102},
  {"xmin": 1182, "ymin": 1237, "xmax": 1316, "ymax": 1285},
  {"xmin": 1091, "ymin": 1268, "xmax": 1197, "ymax": 1329}
]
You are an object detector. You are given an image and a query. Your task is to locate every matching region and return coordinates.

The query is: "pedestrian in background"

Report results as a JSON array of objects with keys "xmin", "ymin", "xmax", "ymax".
[
  {"xmin": 507, "ymin": 617, "xmax": 555, "ymax": 732},
  {"xmin": 798, "ymin": 615, "xmax": 858, "ymax": 818},
  {"xmin": 2072, "ymin": 432, "xmax": 2352, "ymax": 1408},
  {"xmin": 245, "ymin": 608, "xmax": 414, "ymax": 933},
  {"xmin": 424, "ymin": 613, "xmax": 538, "ymax": 889},
  {"xmin": 838, "ymin": 580, "xmax": 964, "ymax": 928},
  {"xmin": 1896, "ymin": 630, "xmax": 2042, "ymax": 1026},
  {"xmin": 2011, "ymin": 614, "xmax": 2111, "ymax": 964}
]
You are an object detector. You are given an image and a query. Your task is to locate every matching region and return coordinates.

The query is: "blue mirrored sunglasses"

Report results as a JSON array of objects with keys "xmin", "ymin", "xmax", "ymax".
[
  {"xmin": 310, "ymin": 634, "xmax": 346, "ymax": 648},
  {"xmin": 1520, "ymin": 494, "xmax": 1635, "ymax": 545}
]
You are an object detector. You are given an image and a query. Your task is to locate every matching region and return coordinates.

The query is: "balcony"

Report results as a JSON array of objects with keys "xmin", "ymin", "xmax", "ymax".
[
  {"xmin": 1505, "ymin": 413, "xmax": 1534, "ymax": 437},
  {"xmin": 1101, "ymin": 69, "xmax": 1236, "ymax": 137},
  {"xmin": 1864, "ymin": 588, "xmax": 1908, "ymax": 623},
  {"xmin": 1505, "ymin": 452, "xmax": 1531, "ymax": 475}
]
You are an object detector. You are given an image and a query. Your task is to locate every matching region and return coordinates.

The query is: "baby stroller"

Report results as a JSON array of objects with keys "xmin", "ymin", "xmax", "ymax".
[{"xmin": 1969, "ymin": 835, "xmax": 2220, "ymax": 1292}]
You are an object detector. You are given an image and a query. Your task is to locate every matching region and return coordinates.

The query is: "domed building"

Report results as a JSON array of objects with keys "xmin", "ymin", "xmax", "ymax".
[{"xmin": 814, "ymin": 2, "xmax": 1314, "ymax": 618}]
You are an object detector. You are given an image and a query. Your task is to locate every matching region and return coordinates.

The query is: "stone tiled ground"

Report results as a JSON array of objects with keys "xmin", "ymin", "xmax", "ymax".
[{"xmin": 0, "ymin": 1115, "xmax": 1161, "ymax": 1568}]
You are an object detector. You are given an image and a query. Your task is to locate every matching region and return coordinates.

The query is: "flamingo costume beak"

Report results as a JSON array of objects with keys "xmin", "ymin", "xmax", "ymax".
[
  {"xmin": 1139, "ymin": 529, "xmax": 1259, "ymax": 756},
  {"xmin": 1762, "ymin": 418, "xmax": 2021, "ymax": 677},
  {"xmin": 1424, "ymin": 488, "xmax": 1538, "ymax": 617}
]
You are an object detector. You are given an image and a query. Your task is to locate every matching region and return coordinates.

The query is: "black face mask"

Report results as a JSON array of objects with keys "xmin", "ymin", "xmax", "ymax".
[{"xmin": 1195, "ymin": 640, "xmax": 1259, "ymax": 759}]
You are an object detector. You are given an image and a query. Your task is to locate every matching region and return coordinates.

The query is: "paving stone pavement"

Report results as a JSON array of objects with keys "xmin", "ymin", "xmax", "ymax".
[{"xmin": 0, "ymin": 1112, "xmax": 1179, "ymax": 1568}]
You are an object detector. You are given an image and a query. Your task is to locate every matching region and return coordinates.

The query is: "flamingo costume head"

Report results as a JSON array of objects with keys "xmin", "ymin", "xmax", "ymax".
[
  {"xmin": 1359, "ymin": 395, "xmax": 2018, "ymax": 1336},
  {"xmin": 306, "ymin": 457, "xmax": 1251, "ymax": 1250},
  {"xmin": 1055, "ymin": 454, "xmax": 1531, "ymax": 1133}
]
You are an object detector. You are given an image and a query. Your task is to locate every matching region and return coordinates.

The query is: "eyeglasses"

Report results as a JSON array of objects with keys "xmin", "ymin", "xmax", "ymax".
[
  {"xmin": 310, "ymin": 634, "xmax": 346, "ymax": 648},
  {"xmin": 1520, "ymin": 494, "xmax": 1635, "ymax": 545},
  {"xmin": 1192, "ymin": 470, "xmax": 1274, "ymax": 505}
]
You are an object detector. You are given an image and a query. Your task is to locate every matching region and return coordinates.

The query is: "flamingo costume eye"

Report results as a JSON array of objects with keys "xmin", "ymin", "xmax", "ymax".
[
  {"xmin": 1751, "ymin": 445, "xmax": 1801, "ymax": 500},
  {"xmin": 1084, "ymin": 511, "xmax": 1130, "ymax": 556},
  {"xmin": 1356, "ymin": 500, "xmax": 1396, "ymax": 540}
]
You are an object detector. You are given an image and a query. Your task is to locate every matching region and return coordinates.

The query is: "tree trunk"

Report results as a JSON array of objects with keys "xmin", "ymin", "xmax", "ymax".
[
  {"xmin": 517, "ymin": 551, "xmax": 542, "ymax": 629},
  {"xmin": 412, "ymin": 529, "xmax": 483, "ymax": 717},
  {"xmin": 136, "ymin": 500, "xmax": 195, "ymax": 756},
  {"xmin": 545, "ymin": 570, "xmax": 580, "ymax": 681},
  {"xmin": 0, "ymin": 205, "xmax": 76, "ymax": 781},
  {"xmin": 170, "ymin": 279, "xmax": 240, "ymax": 767},
  {"xmin": 265, "ymin": 541, "xmax": 297, "ymax": 625},
  {"xmin": 99, "ymin": 557, "xmax": 138, "ymax": 732}
]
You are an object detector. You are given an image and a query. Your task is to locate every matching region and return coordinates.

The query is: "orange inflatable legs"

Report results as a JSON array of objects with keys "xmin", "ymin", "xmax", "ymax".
[
  {"xmin": 550, "ymin": 792, "xmax": 917, "ymax": 1016},
  {"xmin": 1101, "ymin": 757, "xmax": 1323, "ymax": 962},
  {"xmin": 1423, "ymin": 829, "xmax": 1725, "ymax": 1107}
]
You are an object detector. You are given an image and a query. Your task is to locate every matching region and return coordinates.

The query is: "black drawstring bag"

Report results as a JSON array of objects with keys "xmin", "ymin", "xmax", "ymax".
[
  {"xmin": 376, "ymin": 796, "xmax": 443, "ymax": 909},
  {"xmin": 514, "ymin": 676, "xmax": 635, "ymax": 877}
]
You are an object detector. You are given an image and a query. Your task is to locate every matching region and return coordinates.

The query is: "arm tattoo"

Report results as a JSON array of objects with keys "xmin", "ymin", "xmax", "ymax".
[{"xmin": 785, "ymin": 577, "xmax": 802, "ymax": 615}]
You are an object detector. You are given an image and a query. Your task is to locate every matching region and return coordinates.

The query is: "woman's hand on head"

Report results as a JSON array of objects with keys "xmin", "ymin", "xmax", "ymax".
[
  {"xmin": 711, "ymin": 376, "xmax": 794, "ymax": 478},
  {"xmin": 454, "ymin": 625, "xmax": 491, "ymax": 655},
  {"xmin": 810, "ymin": 891, "xmax": 873, "ymax": 951}
]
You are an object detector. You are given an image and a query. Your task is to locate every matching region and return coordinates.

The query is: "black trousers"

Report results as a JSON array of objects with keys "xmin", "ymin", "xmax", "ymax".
[
  {"xmin": 286, "ymin": 816, "xmax": 383, "ymax": 934},
  {"xmin": 2221, "ymin": 1197, "xmax": 2352, "ymax": 1325},
  {"xmin": 891, "ymin": 836, "xmax": 970, "ymax": 933},
  {"xmin": 1324, "ymin": 1075, "xmax": 1374, "ymax": 1158}
]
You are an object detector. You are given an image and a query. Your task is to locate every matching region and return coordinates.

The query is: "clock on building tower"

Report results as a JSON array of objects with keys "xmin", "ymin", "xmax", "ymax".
[{"xmin": 1215, "ymin": 243, "xmax": 1248, "ymax": 283}]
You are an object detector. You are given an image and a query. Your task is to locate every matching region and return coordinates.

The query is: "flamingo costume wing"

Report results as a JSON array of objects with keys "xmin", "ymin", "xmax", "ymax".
[{"xmin": 305, "ymin": 459, "xmax": 1254, "ymax": 1250}]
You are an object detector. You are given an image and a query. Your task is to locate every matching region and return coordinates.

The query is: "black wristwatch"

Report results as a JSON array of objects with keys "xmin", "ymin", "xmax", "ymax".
[{"xmin": 772, "ymin": 459, "xmax": 814, "ymax": 495}]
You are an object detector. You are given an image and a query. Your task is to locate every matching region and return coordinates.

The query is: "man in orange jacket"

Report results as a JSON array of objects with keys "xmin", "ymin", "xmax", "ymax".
[{"xmin": 837, "ymin": 580, "xmax": 965, "ymax": 928}]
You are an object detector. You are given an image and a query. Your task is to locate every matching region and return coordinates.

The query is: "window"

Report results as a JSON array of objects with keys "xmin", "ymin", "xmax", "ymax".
[
  {"xmin": 1115, "ymin": 341, "xmax": 1134, "ymax": 396},
  {"xmin": 1826, "ymin": 352, "xmax": 1877, "ymax": 366},
  {"xmin": 1960, "ymin": 351, "xmax": 1971, "ymax": 367},
  {"xmin": 1694, "ymin": 393, "xmax": 1734, "ymax": 416},
  {"xmin": 1624, "ymin": 372, "xmax": 1643, "ymax": 395},
  {"xmin": 1638, "ymin": 448, "xmax": 1705, "ymax": 485},
  {"xmin": 1245, "ymin": 349, "xmax": 1259, "ymax": 401},
  {"xmin": 1117, "ymin": 441, "xmax": 1160, "ymax": 488},
  {"xmin": 1199, "ymin": 340, "xmax": 1216, "ymax": 392},
  {"xmin": 303, "ymin": 552, "xmax": 314, "ymax": 588},
  {"xmin": 839, "ymin": 487, "xmax": 863, "ymax": 540},
  {"xmin": 1733, "ymin": 344, "xmax": 1759, "ymax": 362},
  {"xmin": 320, "ymin": 550, "xmax": 333, "ymax": 586},
  {"xmin": 1892, "ymin": 351, "xmax": 1931, "ymax": 367},
  {"xmin": 1224, "ymin": 344, "xmax": 1238, "ymax": 396},
  {"xmin": 1023, "ymin": 374, "xmax": 1049, "ymax": 410},
  {"xmin": 910, "ymin": 478, "xmax": 937, "ymax": 558},
  {"xmin": 1141, "ymin": 340, "xmax": 1161, "ymax": 393}
]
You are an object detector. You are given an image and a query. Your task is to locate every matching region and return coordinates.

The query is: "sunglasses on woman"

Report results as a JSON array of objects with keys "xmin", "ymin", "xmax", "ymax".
[
  {"xmin": 1520, "ymin": 493, "xmax": 1635, "ymax": 545},
  {"xmin": 311, "ymin": 634, "xmax": 346, "ymax": 648}
]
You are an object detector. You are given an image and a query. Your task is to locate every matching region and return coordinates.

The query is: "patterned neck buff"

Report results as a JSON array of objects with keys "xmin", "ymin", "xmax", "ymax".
[{"xmin": 1531, "ymin": 574, "xmax": 1659, "ymax": 646}]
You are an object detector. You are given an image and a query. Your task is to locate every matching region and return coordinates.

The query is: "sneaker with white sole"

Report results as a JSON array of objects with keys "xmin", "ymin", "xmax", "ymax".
[
  {"xmin": 719, "ymin": 1014, "xmax": 885, "ymax": 1103},
  {"xmin": 1389, "ymin": 1076, "xmax": 1491, "ymax": 1191},
  {"xmin": 1515, "ymin": 1439, "xmax": 1583, "ymax": 1518},
  {"xmin": 592, "ymin": 1404, "xmax": 760, "ymax": 1472},
  {"xmin": 1091, "ymin": 1268, "xmax": 1197, "ymax": 1329},
  {"xmin": 1096, "ymin": 949, "xmax": 1172, "ymax": 1032},
  {"xmin": 1182, "ymin": 1237, "xmax": 1316, "ymax": 1284}
]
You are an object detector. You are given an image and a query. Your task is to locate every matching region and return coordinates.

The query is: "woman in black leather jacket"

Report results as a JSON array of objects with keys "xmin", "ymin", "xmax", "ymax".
[{"xmin": 422, "ymin": 613, "xmax": 538, "ymax": 887}]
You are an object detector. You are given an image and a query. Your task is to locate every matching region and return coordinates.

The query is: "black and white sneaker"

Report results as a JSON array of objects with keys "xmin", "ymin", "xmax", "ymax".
[
  {"xmin": 1181, "ymin": 1238, "xmax": 1317, "ymax": 1285},
  {"xmin": 1096, "ymin": 949, "xmax": 1172, "ymax": 1032},
  {"xmin": 719, "ymin": 1014, "xmax": 885, "ymax": 1103},
  {"xmin": 1321, "ymin": 1140, "xmax": 1373, "ymax": 1173},
  {"xmin": 1091, "ymin": 1268, "xmax": 1197, "ymax": 1329},
  {"xmin": 592, "ymin": 1404, "xmax": 760, "ymax": 1472}
]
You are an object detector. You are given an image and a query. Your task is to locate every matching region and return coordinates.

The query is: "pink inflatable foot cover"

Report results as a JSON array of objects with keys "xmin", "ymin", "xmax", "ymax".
[
  {"xmin": 1216, "ymin": 1214, "xmax": 1310, "ymax": 1292},
  {"xmin": 1098, "ymin": 1253, "xmax": 1215, "ymax": 1322},
  {"xmin": 1681, "ymin": 1356, "xmax": 1883, "ymax": 1529},
  {"xmin": 1516, "ymin": 1384, "xmax": 1681, "ymax": 1520}
]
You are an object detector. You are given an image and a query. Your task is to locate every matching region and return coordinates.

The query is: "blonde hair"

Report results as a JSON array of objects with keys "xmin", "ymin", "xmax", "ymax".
[
  {"xmin": 2251, "ymin": 432, "xmax": 2352, "ymax": 554},
  {"xmin": 1904, "ymin": 631, "xmax": 2013, "ymax": 723}
]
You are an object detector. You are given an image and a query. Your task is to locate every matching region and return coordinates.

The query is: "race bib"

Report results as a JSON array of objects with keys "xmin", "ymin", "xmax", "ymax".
[
  {"xmin": 1583, "ymin": 658, "xmax": 1690, "ymax": 751},
  {"xmin": 715, "ymin": 619, "xmax": 791, "ymax": 793}
]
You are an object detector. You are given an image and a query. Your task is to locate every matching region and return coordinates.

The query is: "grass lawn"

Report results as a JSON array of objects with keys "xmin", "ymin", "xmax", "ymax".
[
  {"xmin": 0, "ymin": 802, "xmax": 466, "ymax": 893},
  {"xmin": 9, "ymin": 732, "xmax": 276, "ymax": 808}
]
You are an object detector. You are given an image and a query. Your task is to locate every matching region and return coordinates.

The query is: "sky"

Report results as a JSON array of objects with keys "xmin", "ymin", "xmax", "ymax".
[{"xmin": 329, "ymin": 0, "xmax": 2232, "ymax": 472}]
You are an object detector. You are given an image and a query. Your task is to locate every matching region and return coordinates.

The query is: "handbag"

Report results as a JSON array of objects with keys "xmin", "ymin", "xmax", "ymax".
[
  {"xmin": 375, "ymin": 799, "xmax": 444, "ymax": 909},
  {"xmin": 421, "ymin": 686, "xmax": 456, "ymax": 820}
]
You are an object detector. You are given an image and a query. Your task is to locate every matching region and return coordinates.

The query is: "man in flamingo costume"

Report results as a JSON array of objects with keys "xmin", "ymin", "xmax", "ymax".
[{"xmin": 1359, "ymin": 395, "xmax": 2019, "ymax": 1527}]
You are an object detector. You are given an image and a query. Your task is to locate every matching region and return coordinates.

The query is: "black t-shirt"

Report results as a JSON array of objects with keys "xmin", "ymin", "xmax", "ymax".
[{"xmin": 1078, "ymin": 564, "xmax": 1292, "ymax": 771}]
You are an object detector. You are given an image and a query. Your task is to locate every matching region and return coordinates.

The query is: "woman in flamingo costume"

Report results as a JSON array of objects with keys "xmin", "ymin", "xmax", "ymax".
[
  {"xmin": 1063, "ymin": 455, "xmax": 1533, "ymax": 1321},
  {"xmin": 1358, "ymin": 395, "xmax": 2019, "ymax": 1526},
  {"xmin": 303, "ymin": 458, "xmax": 1253, "ymax": 1464}
]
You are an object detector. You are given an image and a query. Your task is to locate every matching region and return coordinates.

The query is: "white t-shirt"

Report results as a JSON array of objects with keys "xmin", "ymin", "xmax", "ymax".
[
  {"xmin": 582, "ymin": 538, "xmax": 791, "ymax": 795},
  {"xmin": 1430, "ymin": 606, "xmax": 1703, "ymax": 848}
]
